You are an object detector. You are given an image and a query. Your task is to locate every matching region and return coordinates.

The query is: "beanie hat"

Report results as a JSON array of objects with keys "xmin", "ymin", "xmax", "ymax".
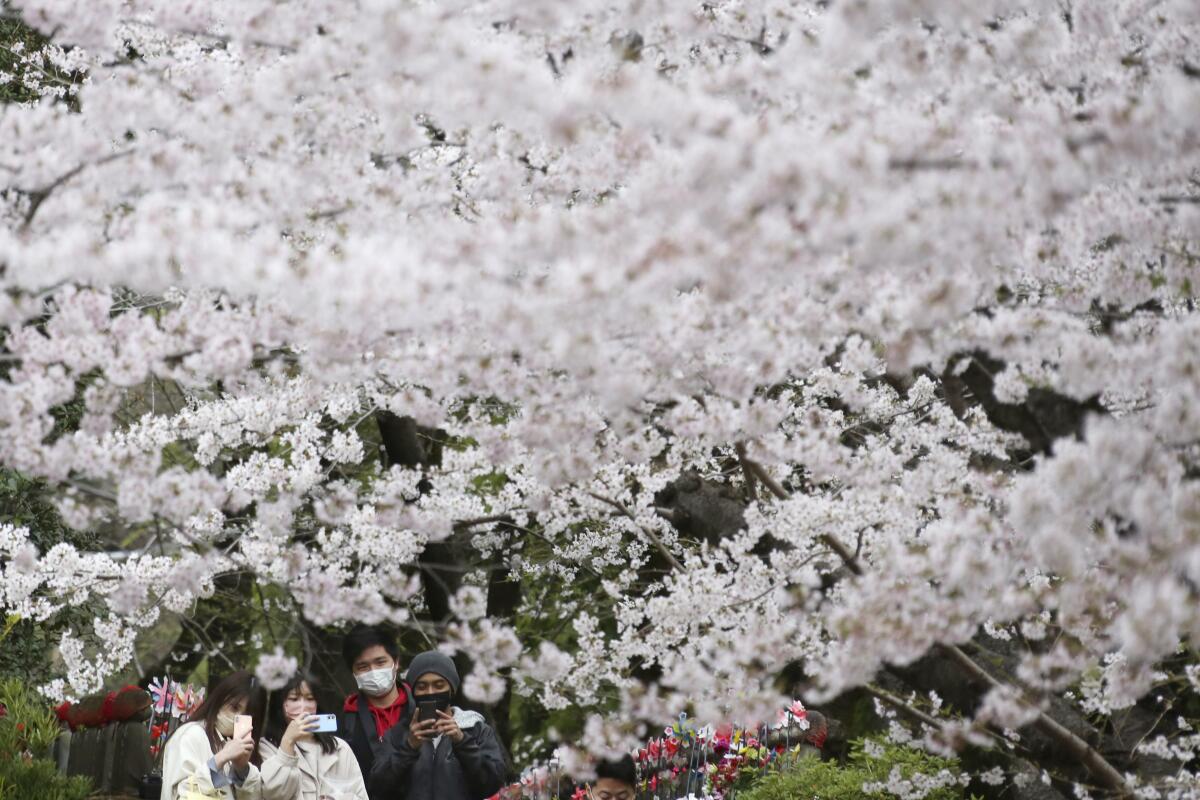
[{"xmin": 405, "ymin": 651, "xmax": 461, "ymax": 695}]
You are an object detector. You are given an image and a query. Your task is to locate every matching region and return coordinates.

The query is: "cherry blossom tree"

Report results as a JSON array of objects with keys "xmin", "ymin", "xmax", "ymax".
[{"xmin": 1, "ymin": 0, "xmax": 1198, "ymax": 796}]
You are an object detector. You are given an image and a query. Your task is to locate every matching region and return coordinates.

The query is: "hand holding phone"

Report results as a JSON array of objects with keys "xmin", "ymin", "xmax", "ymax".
[
  {"xmin": 407, "ymin": 709, "xmax": 439, "ymax": 748},
  {"xmin": 416, "ymin": 693, "xmax": 451, "ymax": 723},
  {"xmin": 416, "ymin": 699, "xmax": 441, "ymax": 723},
  {"xmin": 310, "ymin": 713, "xmax": 338, "ymax": 733}
]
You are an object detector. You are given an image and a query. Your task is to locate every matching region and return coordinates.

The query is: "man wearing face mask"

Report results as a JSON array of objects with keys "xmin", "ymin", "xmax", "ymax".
[
  {"xmin": 370, "ymin": 651, "xmax": 507, "ymax": 800},
  {"xmin": 339, "ymin": 626, "xmax": 413, "ymax": 799}
]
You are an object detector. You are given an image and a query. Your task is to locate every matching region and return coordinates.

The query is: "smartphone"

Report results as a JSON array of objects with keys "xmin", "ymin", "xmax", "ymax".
[
  {"xmin": 233, "ymin": 714, "xmax": 252, "ymax": 739},
  {"xmin": 310, "ymin": 713, "xmax": 338, "ymax": 733},
  {"xmin": 416, "ymin": 697, "xmax": 449, "ymax": 722}
]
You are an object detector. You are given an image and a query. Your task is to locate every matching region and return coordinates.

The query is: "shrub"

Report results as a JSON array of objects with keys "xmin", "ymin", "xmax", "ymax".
[
  {"xmin": 741, "ymin": 737, "xmax": 980, "ymax": 800},
  {"xmin": 0, "ymin": 677, "xmax": 59, "ymax": 757},
  {"xmin": 0, "ymin": 756, "xmax": 92, "ymax": 800},
  {"xmin": 0, "ymin": 679, "xmax": 91, "ymax": 800}
]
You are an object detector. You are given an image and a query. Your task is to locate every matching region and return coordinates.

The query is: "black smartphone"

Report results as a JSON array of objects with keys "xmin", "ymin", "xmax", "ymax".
[{"xmin": 416, "ymin": 696, "xmax": 449, "ymax": 722}]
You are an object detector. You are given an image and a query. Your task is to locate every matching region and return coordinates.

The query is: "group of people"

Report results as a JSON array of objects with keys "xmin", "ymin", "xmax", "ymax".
[{"xmin": 158, "ymin": 625, "xmax": 637, "ymax": 800}]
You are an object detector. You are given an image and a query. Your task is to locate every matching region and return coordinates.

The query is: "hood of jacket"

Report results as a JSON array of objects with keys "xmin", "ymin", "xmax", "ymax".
[{"xmin": 451, "ymin": 707, "xmax": 484, "ymax": 729}]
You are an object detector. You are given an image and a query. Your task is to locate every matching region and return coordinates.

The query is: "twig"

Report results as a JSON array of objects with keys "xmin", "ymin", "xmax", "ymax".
[
  {"xmin": 888, "ymin": 156, "xmax": 968, "ymax": 171},
  {"xmin": 452, "ymin": 513, "xmax": 515, "ymax": 530},
  {"xmin": 66, "ymin": 479, "xmax": 117, "ymax": 503},
  {"xmin": 742, "ymin": 458, "xmax": 863, "ymax": 576},
  {"xmin": 177, "ymin": 614, "xmax": 236, "ymax": 670},
  {"xmin": 735, "ymin": 441, "xmax": 758, "ymax": 501},
  {"xmin": 21, "ymin": 150, "xmax": 134, "ymax": 229},
  {"xmin": 586, "ymin": 491, "xmax": 685, "ymax": 572},
  {"xmin": 865, "ymin": 683, "xmax": 942, "ymax": 728},
  {"xmin": 256, "ymin": 582, "xmax": 280, "ymax": 648}
]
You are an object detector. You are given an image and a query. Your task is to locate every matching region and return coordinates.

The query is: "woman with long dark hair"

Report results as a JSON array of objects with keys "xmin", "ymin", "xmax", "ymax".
[
  {"xmin": 160, "ymin": 670, "xmax": 267, "ymax": 799},
  {"xmin": 259, "ymin": 672, "xmax": 368, "ymax": 800}
]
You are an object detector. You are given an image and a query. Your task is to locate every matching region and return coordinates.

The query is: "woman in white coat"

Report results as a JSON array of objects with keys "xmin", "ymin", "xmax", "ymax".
[
  {"xmin": 160, "ymin": 670, "xmax": 267, "ymax": 800},
  {"xmin": 259, "ymin": 673, "xmax": 368, "ymax": 800}
]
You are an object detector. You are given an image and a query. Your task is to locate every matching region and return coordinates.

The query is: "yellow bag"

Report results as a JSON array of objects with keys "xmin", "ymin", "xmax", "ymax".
[{"xmin": 179, "ymin": 773, "xmax": 224, "ymax": 799}]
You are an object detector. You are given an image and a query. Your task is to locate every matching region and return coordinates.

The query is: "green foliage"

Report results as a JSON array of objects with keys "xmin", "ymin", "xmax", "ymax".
[
  {"xmin": 0, "ymin": 756, "xmax": 91, "ymax": 800},
  {"xmin": 741, "ymin": 737, "xmax": 978, "ymax": 800},
  {"xmin": 470, "ymin": 470, "xmax": 510, "ymax": 498},
  {"xmin": 0, "ymin": 6, "xmax": 79, "ymax": 107},
  {"xmin": 0, "ymin": 10, "xmax": 41, "ymax": 105},
  {"xmin": 0, "ymin": 678, "xmax": 59, "ymax": 757},
  {"xmin": 0, "ymin": 679, "xmax": 90, "ymax": 800}
]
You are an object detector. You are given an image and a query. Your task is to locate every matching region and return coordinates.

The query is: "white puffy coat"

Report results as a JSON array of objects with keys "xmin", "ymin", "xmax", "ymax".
[
  {"xmin": 259, "ymin": 736, "xmax": 369, "ymax": 800},
  {"xmin": 160, "ymin": 721, "xmax": 264, "ymax": 800}
]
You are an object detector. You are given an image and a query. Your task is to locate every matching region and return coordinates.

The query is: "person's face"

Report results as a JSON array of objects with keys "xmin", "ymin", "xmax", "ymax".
[
  {"xmin": 352, "ymin": 645, "xmax": 396, "ymax": 676},
  {"xmin": 282, "ymin": 681, "xmax": 317, "ymax": 721},
  {"xmin": 411, "ymin": 672, "xmax": 452, "ymax": 696},
  {"xmin": 589, "ymin": 778, "xmax": 634, "ymax": 800},
  {"xmin": 224, "ymin": 696, "xmax": 249, "ymax": 715}
]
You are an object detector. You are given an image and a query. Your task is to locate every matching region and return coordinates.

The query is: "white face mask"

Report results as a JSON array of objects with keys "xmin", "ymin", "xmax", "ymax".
[
  {"xmin": 355, "ymin": 666, "xmax": 396, "ymax": 697},
  {"xmin": 216, "ymin": 710, "xmax": 237, "ymax": 737}
]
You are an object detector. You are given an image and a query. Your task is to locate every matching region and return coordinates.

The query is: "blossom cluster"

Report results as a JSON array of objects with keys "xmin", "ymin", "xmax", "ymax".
[{"xmin": 1, "ymin": 0, "xmax": 1198, "ymax": 793}]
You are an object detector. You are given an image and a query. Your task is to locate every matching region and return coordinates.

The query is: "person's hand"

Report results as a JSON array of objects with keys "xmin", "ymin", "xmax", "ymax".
[
  {"xmin": 406, "ymin": 713, "xmax": 438, "ymax": 749},
  {"xmin": 216, "ymin": 730, "xmax": 254, "ymax": 770},
  {"xmin": 281, "ymin": 714, "xmax": 317, "ymax": 754},
  {"xmin": 433, "ymin": 709, "xmax": 463, "ymax": 744}
]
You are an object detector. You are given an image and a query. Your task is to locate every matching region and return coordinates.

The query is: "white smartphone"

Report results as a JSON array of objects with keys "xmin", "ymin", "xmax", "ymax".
[
  {"xmin": 310, "ymin": 713, "xmax": 338, "ymax": 733},
  {"xmin": 234, "ymin": 714, "xmax": 253, "ymax": 739}
]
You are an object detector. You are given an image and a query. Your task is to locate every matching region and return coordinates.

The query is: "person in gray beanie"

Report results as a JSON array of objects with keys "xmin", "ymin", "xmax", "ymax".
[{"xmin": 369, "ymin": 651, "xmax": 507, "ymax": 800}]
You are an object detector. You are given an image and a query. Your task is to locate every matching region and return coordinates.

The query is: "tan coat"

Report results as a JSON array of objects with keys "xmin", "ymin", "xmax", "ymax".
[
  {"xmin": 160, "ymin": 721, "xmax": 264, "ymax": 800},
  {"xmin": 259, "ymin": 737, "xmax": 368, "ymax": 800}
]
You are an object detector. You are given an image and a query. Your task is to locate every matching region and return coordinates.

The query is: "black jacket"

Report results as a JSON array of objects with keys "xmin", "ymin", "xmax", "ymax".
[
  {"xmin": 341, "ymin": 691, "xmax": 415, "ymax": 800},
  {"xmin": 369, "ymin": 708, "xmax": 507, "ymax": 800}
]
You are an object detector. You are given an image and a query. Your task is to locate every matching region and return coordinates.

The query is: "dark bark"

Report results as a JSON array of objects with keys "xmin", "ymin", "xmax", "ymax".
[
  {"xmin": 376, "ymin": 411, "xmax": 441, "ymax": 468},
  {"xmin": 376, "ymin": 411, "xmax": 456, "ymax": 620},
  {"xmin": 886, "ymin": 633, "xmax": 1180, "ymax": 797},
  {"xmin": 940, "ymin": 351, "xmax": 1104, "ymax": 459},
  {"xmin": 485, "ymin": 558, "xmax": 523, "ymax": 750},
  {"xmin": 653, "ymin": 471, "xmax": 746, "ymax": 545}
]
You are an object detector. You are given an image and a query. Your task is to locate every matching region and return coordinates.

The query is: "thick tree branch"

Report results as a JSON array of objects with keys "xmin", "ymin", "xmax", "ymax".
[
  {"xmin": 937, "ymin": 644, "xmax": 1132, "ymax": 798},
  {"xmin": 743, "ymin": 452, "xmax": 1131, "ymax": 796}
]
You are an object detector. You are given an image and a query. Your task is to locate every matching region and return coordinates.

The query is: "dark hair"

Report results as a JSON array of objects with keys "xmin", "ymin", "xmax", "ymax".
[
  {"xmin": 262, "ymin": 673, "xmax": 337, "ymax": 755},
  {"xmin": 341, "ymin": 625, "xmax": 398, "ymax": 669},
  {"xmin": 186, "ymin": 670, "xmax": 267, "ymax": 766},
  {"xmin": 595, "ymin": 755, "xmax": 637, "ymax": 789}
]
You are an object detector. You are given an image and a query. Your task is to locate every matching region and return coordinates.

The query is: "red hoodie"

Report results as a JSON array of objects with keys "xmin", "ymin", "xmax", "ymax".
[{"xmin": 343, "ymin": 685, "xmax": 409, "ymax": 740}]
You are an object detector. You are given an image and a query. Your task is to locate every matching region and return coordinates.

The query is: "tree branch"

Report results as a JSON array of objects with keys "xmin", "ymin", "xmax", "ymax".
[
  {"xmin": 587, "ymin": 491, "xmax": 685, "ymax": 572},
  {"xmin": 452, "ymin": 513, "xmax": 515, "ymax": 530},
  {"xmin": 20, "ymin": 150, "xmax": 134, "ymax": 229},
  {"xmin": 735, "ymin": 441, "xmax": 758, "ymax": 501},
  {"xmin": 937, "ymin": 643, "xmax": 1133, "ymax": 798},
  {"xmin": 865, "ymin": 684, "xmax": 943, "ymax": 729},
  {"xmin": 742, "ymin": 458, "xmax": 863, "ymax": 576}
]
